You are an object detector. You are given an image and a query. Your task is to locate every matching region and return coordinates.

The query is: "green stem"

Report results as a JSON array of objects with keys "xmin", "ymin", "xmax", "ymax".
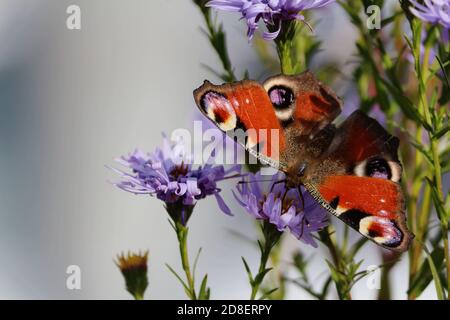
[
  {"xmin": 427, "ymin": 131, "xmax": 449, "ymax": 299},
  {"xmin": 274, "ymin": 20, "xmax": 298, "ymax": 75},
  {"xmin": 378, "ymin": 267, "xmax": 391, "ymax": 300},
  {"xmin": 415, "ymin": 25, "xmax": 449, "ymax": 299},
  {"xmin": 250, "ymin": 222, "xmax": 280, "ymax": 300},
  {"xmin": 442, "ymin": 223, "xmax": 450, "ymax": 300},
  {"xmin": 378, "ymin": 251, "xmax": 400, "ymax": 300},
  {"xmin": 194, "ymin": 1, "xmax": 236, "ymax": 82},
  {"xmin": 319, "ymin": 226, "xmax": 352, "ymax": 300},
  {"xmin": 268, "ymin": 239, "xmax": 286, "ymax": 299},
  {"xmin": 175, "ymin": 222, "xmax": 197, "ymax": 300},
  {"xmin": 250, "ymin": 243, "xmax": 272, "ymax": 300},
  {"xmin": 277, "ymin": 41, "xmax": 294, "ymax": 75}
]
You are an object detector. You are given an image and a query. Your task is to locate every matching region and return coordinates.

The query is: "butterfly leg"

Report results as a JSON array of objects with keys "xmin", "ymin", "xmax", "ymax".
[
  {"xmin": 297, "ymin": 186, "xmax": 305, "ymax": 211},
  {"xmin": 270, "ymin": 179, "xmax": 287, "ymax": 193}
]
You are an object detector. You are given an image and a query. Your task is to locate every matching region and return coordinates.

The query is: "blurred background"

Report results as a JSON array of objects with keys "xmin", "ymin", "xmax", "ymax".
[{"xmin": 0, "ymin": 0, "xmax": 435, "ymax": 299}]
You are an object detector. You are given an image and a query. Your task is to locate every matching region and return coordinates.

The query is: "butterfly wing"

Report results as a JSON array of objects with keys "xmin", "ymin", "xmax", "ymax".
[
  {"xmin": 193, "ymin": 79, "xmax": 285, "ymax": 168},
  {"xmin": 193, "ymin": 73, "xmax": 412, "ymax": 251},
  {"xmin": 262, "ymin": 71, "xmax": 342, "ymax": 136},
  {"xmin": 193, "ymin": 71, "xmax": 342, "ymax": 169},
  {"xmin": 304, "ymin": 110, "xmax": 413, "ymax": 252}
]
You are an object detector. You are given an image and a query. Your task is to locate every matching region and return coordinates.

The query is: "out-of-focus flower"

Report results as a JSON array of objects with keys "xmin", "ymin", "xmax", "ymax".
[
  {"xmin": 410, "ymin": 0, "xmax": 450, "ymax": 29},
  {"xmin": 206, "ymin": 0, "xmax": 336, "ymax": 40},
  {"xmin": 233, "ymin": 172, "xmax": 328, "ymax": 247},
  {"xmin": 115, "ymin": 251, "xmax": 149, "ymax": 300},
  {"xmin": 109, "ymin": 134, "xmax": 241, "ymax": 222},
  {"xmin": 406, "ymin": 34, "xmax": 439, "ymax": 65}
]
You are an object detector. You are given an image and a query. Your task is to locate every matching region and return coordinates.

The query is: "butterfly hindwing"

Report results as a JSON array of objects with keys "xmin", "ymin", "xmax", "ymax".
[{"xmin": 304, "ymin": 111, "xmax": 412, "ymax": 251}]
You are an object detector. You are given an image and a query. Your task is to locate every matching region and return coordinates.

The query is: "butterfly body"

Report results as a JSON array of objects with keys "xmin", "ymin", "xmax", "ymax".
[{"xmin": 194, "ymin": 71, "xmax": 413, "ymax": 252}]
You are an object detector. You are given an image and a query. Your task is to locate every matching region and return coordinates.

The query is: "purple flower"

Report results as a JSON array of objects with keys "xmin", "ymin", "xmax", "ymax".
[
  {"xmin": 109, "ymin": 134, "xmax": 241, "ymax": 217},
  {"xmin": 206, "ymin": 0, "xmax": 336, "ymax": 40},
  {"xmin": 233, "ymin": 171, "xmax": 328, "ymax": 247},
  {"xmin": 410, "ymin": 0, "xmax": 450, "ymax": 29}
]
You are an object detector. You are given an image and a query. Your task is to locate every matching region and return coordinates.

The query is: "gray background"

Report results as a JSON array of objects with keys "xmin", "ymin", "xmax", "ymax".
[{"xmin": 0, "ymin": 0, "xmax": 434, "ymax": 299}]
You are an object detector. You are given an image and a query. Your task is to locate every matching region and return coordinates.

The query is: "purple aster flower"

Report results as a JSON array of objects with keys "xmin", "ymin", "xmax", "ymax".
[
  {"xmin": 410, "ymin": 0, "xmax": 450, "ymax": 29},
  {"xmin": 233, "ymin": 171, "xmax": 328, "ymax": 247},
  {"xmin": 109, "ymin": 134, "xmax": 241, "ymax": 222},
  {"xmin": 206, "ymin": 0, "xmax": 336, "ymax": 40}
]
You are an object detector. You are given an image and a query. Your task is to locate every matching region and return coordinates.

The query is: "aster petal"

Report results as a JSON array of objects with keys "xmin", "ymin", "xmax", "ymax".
[
  {"xmin": 206, "ymin": 0, "xmax": 243, "ymax": 11},
  {"xmin": 232, "ymin": 189, "xmax": 248, "ymax": 207},
  {"xmin": 175, "ymin": 183, "xmax": 187, "ymax": 196},
  {"xmin": 245, "ymin": 4, "xmax": 270, "ymax": 19},
  {"xmin": 410, "ymin": 0, "xmax": 450, "ymax": 29},
  {"xmin": 262, "ymin": 20, "xmax": 282, "ymax": 40},
  {"xmin": 280, "ymin": 206, "xmax": 297, "ymax": 227},
  {"xmin": 249, "ymin": 173, "xmax": 263, "ymax": 200},
  {"xmin": 214, "ymin": 192, "xmax": 233, "ymax": 216},
  {"xmin": 186, "ymin": 178, "xmax": 202, "ymax": 196},
  {"xmin": 248, "ymin": 194, "xmax": 264, "ymax": 219},
  {"xmin": 268, "ymin": 198, "xmax": 286, "ymax": 231},
  {"xmin": 262, "ymin": 193, "xmax": 275, "ymax": 217}
]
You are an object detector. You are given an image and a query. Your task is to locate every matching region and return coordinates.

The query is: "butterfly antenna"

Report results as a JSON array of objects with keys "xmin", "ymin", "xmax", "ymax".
[
  {"xmin": 270, "ymin": 179, "xmax": 287, "ymax": 193},
  {"xmin": 238, "ymin": 179, "xmax": 277, "ymax": 185}
]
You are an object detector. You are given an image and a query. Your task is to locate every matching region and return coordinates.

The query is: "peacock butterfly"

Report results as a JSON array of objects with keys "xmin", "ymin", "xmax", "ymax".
[{"xmin": 193, "ymin": 71, "xmax": 414, "ymax": 252}]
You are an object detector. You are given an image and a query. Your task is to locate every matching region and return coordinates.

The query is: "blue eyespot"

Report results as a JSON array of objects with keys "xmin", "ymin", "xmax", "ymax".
[
  {"xmin": 268, "ymin": 86, "xmax": 294, "ymax": 110},
  {"xmin": 366, "ymin": 158, "xmax": 391, "ymax": 180}
]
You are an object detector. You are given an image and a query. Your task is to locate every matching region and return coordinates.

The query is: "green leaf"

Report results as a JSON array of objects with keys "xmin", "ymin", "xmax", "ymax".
[
  {"xmin": 410, "ymin": 140, "xmax": 434, "ymax": 165},
  {"xmin": 290, "ymin": 279, "xmax": 323, "ymax": 300},
  {"xmin": 241, "ymin": 257, "xmax": 254, "ymax": 284},
  {"xmin": 436, "ymin": 56, "xmax": 450, "ymax": 89},
  {"xmin": 426, "ymin": 177, "xmax": 447, "ymax": 221},
  {"xmin": 165, "ymin": 263, "xmax": 191, "ymax": 298},
  {"xmin": 258, "ymin": 288, "xmax": 278, "ymax": 300},
  {"xmin": 423, "ymin": 245, "xmax": 446, "ymax": 300},
  {"xmin": 198, "ymin": 274, "xmax": 210, "ymax": 300},
  {"xmin": 192, "ymin": 247, "xmax": 203, "ymax": 284},
  {"xmin": 254, "ymin": 268, "xmax": 273, "ymax": 285},
  {"xmin": 380, "ymin": 77, "xmax": 431, "ymax": 130},
  {"xmin": 319, "ymin": 276, "xmax": 333, "ymax": 300},
  {"xmin": 381, "ymin": 11, "xmax": 403, "ymax": 28},
  {"xmin": 348, "ymin": 237, "xmax": 368, "ymax": 260},
  {"xmin": 325, "ymin": 259, "xmax": 341, "ymax": 283},
  {"xmin": 292, "ymin": 252, "xmax": 311, "ymax": 280},
  {"xmin": 408, "ymin": 246, "xmax": 445, "ymax": 298},
  {"xmin": 433, "ymin": 126, "xmax": 450, "ymax": 140}
]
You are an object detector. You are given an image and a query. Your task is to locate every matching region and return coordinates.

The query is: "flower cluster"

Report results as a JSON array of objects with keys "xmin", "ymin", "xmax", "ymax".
[
  {"xmin": 207, "ymin": 0, "xmax": 336, "ymax": 40},
  {"xmin": 410, "ymin": 0, "xmax": 450, "ymax": 29},
  {"xmin": 110, "ymin": 134, "xmax": 241, "ymax": 217},
  {"xmin": 233, "ymin": 172, "xmax": 328, "ymax": 247}
]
